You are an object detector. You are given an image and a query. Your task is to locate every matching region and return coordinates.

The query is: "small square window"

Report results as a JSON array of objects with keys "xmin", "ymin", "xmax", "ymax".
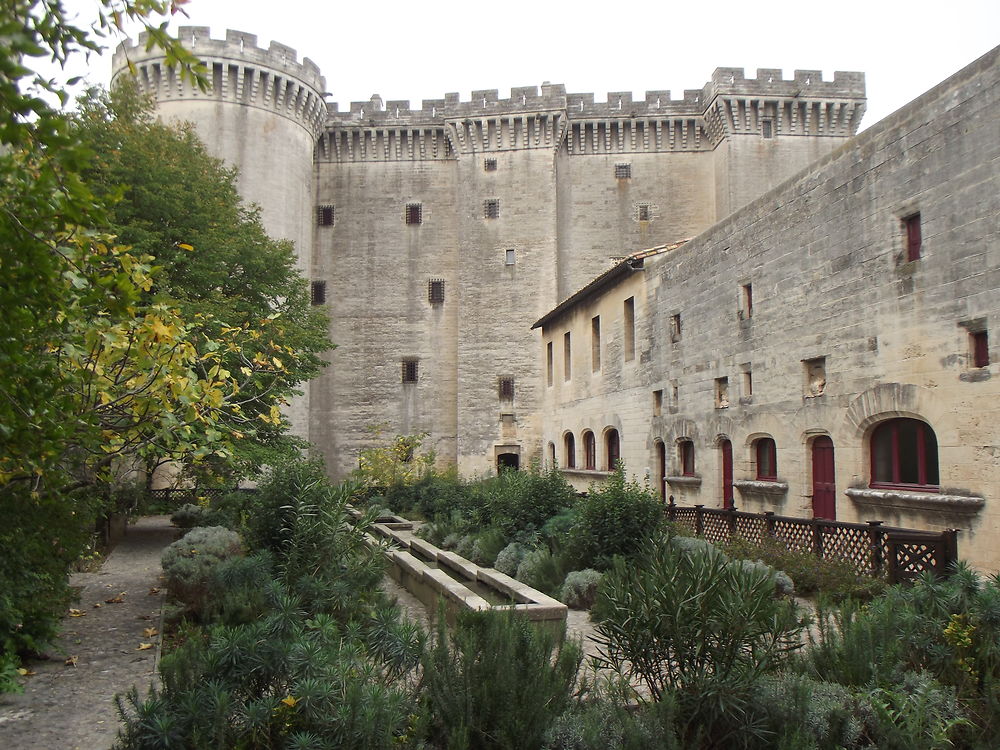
[
  {"xmin": 637, "ymin": 203, "xmax": 651, "ymax": 222},
  {"xmin": 428, "ymin": 279, "xmax": 445, "ymax": 304},
  {"xmin": 405, "ymin": 203, "xmax": 422, "ymax": 225},
  {"xmin": 401, "ymin": 359, "xmax": 419, "ymax": 383},
  {"xmin": 484, "ymin": 198, "xmax": 500, "ymax": 219},
  {"xmin": 498, "ymin": 376, "xmax": 514, "ymax": 401},
  {"xmin": 742, "ymin": 367, "xmax": 753, "ymax": 399},
  {"xmin": 504, "ymin": 248, "xmax": 516, "ymax": 266},
  {"xmin": 316, "ymin": 204, "xmax": 334, "ymax": 226},
  {"xmin": 972, "ymin": 330, "xmax": 990, "ymax": 368},
  {"xmin": 903, "ymin": 212, "xmax": 921, "ymax": 261},
  {"xmin": 615, "ymin": 163, "xmax": 632, "ymax": 179},
  {"xmin": 311, "ymin": 280, "xmax": 326, "ymax": 305},
  {"xmin": 653, "ymin": 389, "xmax": 663, "ymax": 417},
  {"xmin": 484, "ymin": 158, "xmax": 497, "ymax": 171},
  {"xmin": 761, "ymin": 119, "xmax": 773, "ymax": 139}
]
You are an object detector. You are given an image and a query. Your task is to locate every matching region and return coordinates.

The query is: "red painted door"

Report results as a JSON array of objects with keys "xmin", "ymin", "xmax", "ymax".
[
  {"xmin": 721, "ymin": 440, "xmax": 734, "ymax": 509},
  {"xmin": 812, "ymin": 436, "xmax": 836, "ymax": 519}
]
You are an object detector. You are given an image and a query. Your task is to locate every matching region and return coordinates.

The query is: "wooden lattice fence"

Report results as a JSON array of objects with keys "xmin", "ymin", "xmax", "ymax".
[{"xmin": 665, "ymin": 501, "xmax": 959, "ymax": 584}]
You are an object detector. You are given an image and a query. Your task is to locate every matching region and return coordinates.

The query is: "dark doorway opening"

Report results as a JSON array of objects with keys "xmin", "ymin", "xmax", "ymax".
[{"xmin": 497, "ymin": 453, "xmax": 520, "ymax": 472}]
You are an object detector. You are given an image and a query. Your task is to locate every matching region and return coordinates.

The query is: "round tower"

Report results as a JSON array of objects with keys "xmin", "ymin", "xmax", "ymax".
[{"xmin": 112, "ymin": 27, "xmax": 327, "ymax": 440}]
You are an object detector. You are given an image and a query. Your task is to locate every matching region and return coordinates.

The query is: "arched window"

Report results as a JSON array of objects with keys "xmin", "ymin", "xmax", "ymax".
[
  {"xmin": 871, "ymin": 418, "xmax": 939, "ymax": 489},
  {"xmin": 606, "ymin": 428, "xmax": 621, "ymax": 470},
  {"xmin": 563, "ymin": 433, "xmax": 576, "ymax": 469},
  {"xmin": 756, "ymin": 438, "xmax": 777, "ymax": 481},
  {"xmin": 548, "ymin": 442, "xmax": 556, "ymax": 468},
  {"xmin": 655, "ymin": 440, "xmax": 666, "ymax": 499},
  {"xmin": 679, "ymin": 439, "xmax": 695, "ymax": 476},
  {"xmin": 583, "ymin": 431, "xmax": 596, "ymax": 470}
]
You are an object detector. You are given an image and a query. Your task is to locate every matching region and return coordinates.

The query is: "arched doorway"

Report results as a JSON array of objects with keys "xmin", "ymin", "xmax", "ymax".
[
  {"xmin": 720, "ymin": 439, "xmax": 734, "ymax": 509},
  {"xmin": 811, "ymin": 435, "xmax": 836, "ymax": 519}
]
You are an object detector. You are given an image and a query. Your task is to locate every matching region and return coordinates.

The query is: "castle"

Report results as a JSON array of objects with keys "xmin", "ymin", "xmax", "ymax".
[{"xmin": 112, "ymin": 30, "xmax": 1000, "ymax": 570}]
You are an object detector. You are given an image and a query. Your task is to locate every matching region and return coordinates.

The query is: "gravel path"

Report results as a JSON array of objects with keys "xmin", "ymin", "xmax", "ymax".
[{"xmin": 0, "ymin": 516, "xmax": 175, "ymax": 750}]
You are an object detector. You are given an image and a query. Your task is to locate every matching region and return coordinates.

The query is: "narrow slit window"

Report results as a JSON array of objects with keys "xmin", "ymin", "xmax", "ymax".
[
  {"xmin": 623, "ymin": 297, "xmax": 635, "ymax": 362},
  {"xmin": 741, "ymin": 283, "xmax": 753, "ymax": 319},
  {"xmin": 484, "ymin": 198, "xmax": 500, "ymax": 219},
  {"xmin": 653, "ymin": 389, "xmax": 663, "ymax": 417},
  {"xmin": 591, "ymin": 316, "xmax": 601, "ymax": 373},
  {"xmin": 316, "ymin": 204, "xmax": 334, "ymax": 226},
  {"xmin": 405, "ymin": 203, "xmax": 422, "ymax": 225},
  {"xmin": 903, "ymin": 212, "xmax": 921, "ymax": 261},
  {"xmin": 680, "ymin": 440, "xmax": 695, "ymax": 476},
  {"xmin": 546, "ymin": 342, "xmax": 554, "ymax": 386},
  {"xmin": 563, "ymin": 332, "xmax": 572, "ymax": 381},
  {"xmin": 670, "ymin": 313, "xmax": 682, "ymax": 342}
]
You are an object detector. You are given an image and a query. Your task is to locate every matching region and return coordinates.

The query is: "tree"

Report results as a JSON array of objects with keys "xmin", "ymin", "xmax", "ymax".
[
  {"xmin": 0, "ymin": 0, "xmax": 327, "ymax": 687},
  {"xmin": 70, "ymin": 84, "xmax": 332, "ymax": 481}
]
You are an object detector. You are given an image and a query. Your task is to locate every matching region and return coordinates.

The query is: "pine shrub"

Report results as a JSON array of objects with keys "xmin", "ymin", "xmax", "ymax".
[{"xmin": 421, "ymin": 609, "xmax": 582, "ymax": 749}]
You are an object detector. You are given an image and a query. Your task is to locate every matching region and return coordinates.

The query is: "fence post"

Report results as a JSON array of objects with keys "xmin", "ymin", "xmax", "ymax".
[
  {"xmin": 814, "ymin": 519, "xmax": 825, "ymax": 559},
  {"xmin": 867, "ymin": 520, "xmax": 885, "ymax": 577},
  {"xmin": 727, "ymin": 505, "xmax": 738, "ymax": 541},
  {"xmin": 694, "ymin": 504, "xmax": 705, "ymax": 537},
  {"xmin": 666, "ymin": 495, "xmax": 676, "ymax": 523},
  {"xmin": 764, "ymin": 511, "xmax": 776, "ymax": 537}
]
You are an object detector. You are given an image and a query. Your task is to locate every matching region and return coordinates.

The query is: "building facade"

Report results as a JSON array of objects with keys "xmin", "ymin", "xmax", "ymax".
[
  {"xmin": 112, "ymin": 28, "xmax": 999, "ymax": 569},
  {"xmin": 534, "ymin": 47, "xmax": 1000, "ymax": 570},
  {"xmin": 113, "ymin": 27, "xmax": 865, "ymax": 478}
]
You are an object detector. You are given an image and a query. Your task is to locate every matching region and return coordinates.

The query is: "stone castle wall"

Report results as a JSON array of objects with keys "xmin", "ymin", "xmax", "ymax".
[{"xmin": 538, "ymin": 46, "xmax": 1000, "ymax": 569}]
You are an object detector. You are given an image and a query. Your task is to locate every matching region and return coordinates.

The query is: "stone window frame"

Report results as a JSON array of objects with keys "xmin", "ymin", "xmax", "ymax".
[
  {"xmin": 405, "ymin": 202, "xmax": 422, "ymax": 225},
  {"xmin": 310, "ymin": 280, "xmax": 326, "ymax": 306},
  {"xmin": 484, "ymin": 157, "xmax": 497, "ymax": 172},
  {"xmin": 427, "ymin": 279, "xmax": 445, "ymax": 304},
  {"xmin": 615, "ymin": 162, "xmax": 632, "ymax": 179},
  {"xmin": 869, "ymin": 417, "xmax": 940, "ymax": 491},
  {"xmin": 316, "ymin": 204, "xmax": 334, "ymax": 226},
  {"xmin": 755, "ymin": 437, "xmax": 777, "ymax": 481},
  {"xmin": 484, "ymin": 198, "xmax": 500, "ymax": 219},
  {"xmin": 401, "ymin": 359, "xmax": 419, "ymax": 383}
]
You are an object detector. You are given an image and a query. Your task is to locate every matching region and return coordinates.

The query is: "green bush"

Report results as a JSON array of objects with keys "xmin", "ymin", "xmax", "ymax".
[
  {"xmin": 516, "ymin": 546, "xmax": 572, "ymax": 597},
  {"xmin": 804, "ymin": 564, "xmax": 1000, "ymax": 745},
  {"xmin": 170, "ymin": 502, "xmax": 207, "ymax": 529},
  {"xmin": 754, "ymin": 672, "xmax": 861, "ymax": 749},
  {"xmin": 0, "ymin": 487, "xmax": 99, "ymax": 684},
  {"xmin": 116, "ymin": 591, "xmax": 422, "ymax": 750},
  {"xmin": 722, "ymin": 534, "xmax": 885, "ymax": 602},
  {"xmin": 161, "ymin": 526, "xmax": 243, "ymax": 616},
  {"xmin": 560, "ymin": 569, "xmax": 603, "ymax": 609},
  {"xmin": 566, "ymin": 467, "xmax": 663, "ymax": 570},
  {"xmin": 495, "ymin": 542, "xmax": 529, "ymax": 577},
  {"xmin": 592, "ymin": 535, "xmax": 803, "ymax": 747},
  {"xmin": 421, "ymin": 609, "xmax": 582, "ymax": 750},
  {"xmin": 860, "ymin": 670, "xmax": 970, "ymax": 750},
  {"xmin": 481, "ymin": 467, "xmax": 576, "ymax": 538},
  {"xmin": 470, "ymin": 527, "xmax": 509, "ymax": 567}
]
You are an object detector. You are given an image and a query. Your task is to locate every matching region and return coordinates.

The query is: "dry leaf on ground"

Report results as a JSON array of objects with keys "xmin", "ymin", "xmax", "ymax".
[
  {"xmin": 143, "ymin": 627, "xmax": 159, "ymax": 638},
  {"xmin": 64, "ymin": 656, "xmax": 78, "ymax": 667},
  {"xmin": 136, "ymin": 643, "xmax": 153, "ymax": 651},
  {"xmin": 105, "ymin": 592, "xmax": 126, "ymax": 604},
  {"xmin": 68, "ymin": 609, "xmax": 86, "ymax": 617}
]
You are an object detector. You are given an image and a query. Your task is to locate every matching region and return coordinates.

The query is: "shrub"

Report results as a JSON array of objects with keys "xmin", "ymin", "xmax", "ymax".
[
  {"xmin": 470, "ymin": 527, "xmax": 509, "ymax": 567},
  {"xmin": 482, "ymin": 467, "xmax": 576, "ymax": 538},
  {"xmin": 495, "ymin": 542, "xmax": 529, "ymax": 577},
  {"xmin": 754, "ymin": 672, "xmax": 861, "ymax": 749},
  {"xmin": 722, "ymin": 534, "xmax": 885, "ymax": 602},
  {"xmin": 592, "ymin": 535, "xmax": 803, "ymax": 747},
  {"xmin": 170, "ymin": 502, "xmax": 207, "ymax": 529},
  {"xmin": 566, "ymin": 467, "xmax": 663, "ymax": 570},
  {"xmin": 161, "ymin": 526, "xmax": 243, "ymax": 616},
  {"xmin": 421, "ymin": 609, "xmax": 581, "ymax": 750},
  {"xmin": 860, "ymin": 670, "xmax": 970, "ymax": 750},
  {"xmin": 560, "ymin": 569, "xmax": 602, "ymax": 609},
  {"xmin": 516, "ymin": 546, "xmax": 571, "ymax": 596}
]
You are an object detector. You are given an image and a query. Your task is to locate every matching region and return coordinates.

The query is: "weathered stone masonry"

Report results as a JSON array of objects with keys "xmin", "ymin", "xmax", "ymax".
[
  {"xmin": 113, "ymin": 27, "xmax": 865, "ymax": 481},
  {"xmin": 536, "ymin": 47, "xmax": 1000, "ymax": 570}
]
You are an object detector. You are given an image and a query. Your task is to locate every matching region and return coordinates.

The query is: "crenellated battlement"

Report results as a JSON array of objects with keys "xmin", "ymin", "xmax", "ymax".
[
  {"xmin": 707, "ymin": 67, "xmax": 866, "ymax": 99},
  {"xmin": 112, "ymin": 27, "xmax": 327, "ymax": 134}
]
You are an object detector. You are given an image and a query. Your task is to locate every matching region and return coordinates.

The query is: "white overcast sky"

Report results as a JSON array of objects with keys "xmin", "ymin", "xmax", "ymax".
[{"xmin": 56, "ymin": 0, "xmax": 1000, "ymax": 130}]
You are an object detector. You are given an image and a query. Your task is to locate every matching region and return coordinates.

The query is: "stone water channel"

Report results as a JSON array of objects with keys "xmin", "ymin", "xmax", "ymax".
[{"xmin": 357, "ymin": 510, "xmax": 569, "ymax": 641}]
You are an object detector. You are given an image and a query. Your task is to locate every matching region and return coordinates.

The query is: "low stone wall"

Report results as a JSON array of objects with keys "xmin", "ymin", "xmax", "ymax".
[{"xmin": 366, "ymin": 516, "xmax": 567, "ymax": 636}]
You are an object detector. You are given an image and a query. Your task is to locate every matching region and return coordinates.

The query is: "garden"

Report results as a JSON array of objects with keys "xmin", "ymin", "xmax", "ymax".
[{"xmin": 118, "ymin": 442, "xmax": 1000, "ymax": 749}]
